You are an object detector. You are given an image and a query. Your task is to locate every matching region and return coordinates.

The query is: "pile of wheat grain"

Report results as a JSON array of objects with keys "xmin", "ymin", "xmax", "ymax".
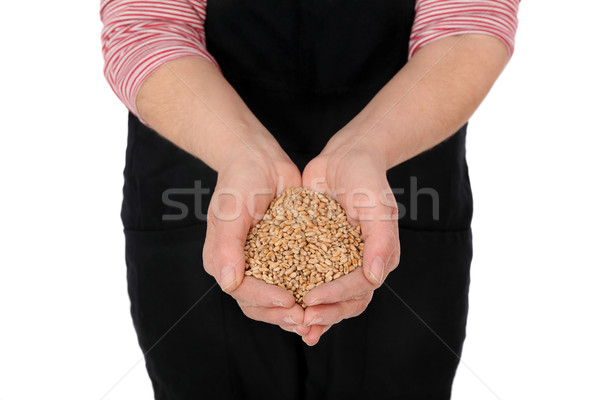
[{"xmin": 244, "ymin": 187, "xmax": 364, "ymax": 307}]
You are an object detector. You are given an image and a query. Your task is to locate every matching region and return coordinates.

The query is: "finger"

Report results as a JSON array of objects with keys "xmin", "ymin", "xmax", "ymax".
[
  {"xmin": 327, "ymin": 177, "xmax": 400, "ymax": 287},
  {"xmin": 302, "ymin": 292, "xmax": 373, "ymax": 326},
  {"xmin": 229, "ymin": 274, "xmax": 296, "ymax": 308},
  {"xmin": 360, "ymin": 212, "xmax": 400, "ymax": 287},
  {"xmin": 301, "ymin": 324, "xmax": 332, "ymax": 346},
  {"xmin": 239, "ymin": 302, "xmax": 305, "ymax": 326},
  {"xmin": 303, "ymin": 266, "xmax": 374, "ymax": 306},
  {"xmin": 202, "ymin": 214, "xmax": 217, "ymax": 277},
  {"xmin": 279, "ymin": 324, "xmax": 311, "ymax": 336},
  {"xmin": 301, "ymin": 156, "xmax": 331, "ymax": 195},
  {"xmin": 208, "ymin": 186, "xmax": 252, "ymax": 293}
]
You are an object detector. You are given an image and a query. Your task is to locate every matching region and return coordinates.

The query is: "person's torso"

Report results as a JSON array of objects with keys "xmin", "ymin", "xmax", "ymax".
[
  {"xmin": 124, "ymin": 0, "xmax": 472, "ymax": 232},
  {"xmin": 205, "ymin": 0, "xmax": 416, "ymax": 154}
]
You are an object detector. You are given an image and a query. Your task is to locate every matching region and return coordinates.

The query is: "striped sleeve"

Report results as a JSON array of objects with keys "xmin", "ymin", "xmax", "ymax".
[
  {"xmin": 100, "ymin": 0, "xmax": 218, "ymax": 117},
  {"xmin": 409, "ymin": 0, "xmax": 520, "ymax": 59}
]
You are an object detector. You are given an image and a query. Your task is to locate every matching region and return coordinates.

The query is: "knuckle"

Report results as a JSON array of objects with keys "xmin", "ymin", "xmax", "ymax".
[
  {"xmin": 385, "ymin": 226, "xmax": 398, "ymax": 247},
  {"xmin": 244, "ymin": 296, "xmax": 259, "ymax": 308},
  {"xmin": 202, "ymin": 244, "xmax": 209, "ymax": 263},
  {"xmin": 395, "ymin": 244, "xmax": 402, "ymax": 266},
  {"xmin": 243, "ymin": 289, "xmax": 260, "ymax": 307},
  {"xmin": 350, "ymin": 290, "xmax": 368, "ymax": 301},
  {"xmin": 353, "ymin": 298, "xmax": 369, "ymax": 317},
  {"xmin": 206, "ymin": 209, "xmax": 218, "ymax": 228},
  {"xmin": 391, "ymin": 251, "xmax": 401, "ymax": 271},
  {"xmin": 202, "ymin": 246, "xmax": 212, "ymax": 270},
  {"xmin": 363, "ymin": 291, "xmax": 374, "ymax": 305},
  {"xmin": 389, "ymin": 202, "xmax": 399, "ymax": 216}
]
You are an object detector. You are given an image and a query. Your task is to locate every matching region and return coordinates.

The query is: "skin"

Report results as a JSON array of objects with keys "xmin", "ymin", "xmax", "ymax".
[{"xmin": 136, "ymin": 33, "xmax": 509, "ymax": 344}]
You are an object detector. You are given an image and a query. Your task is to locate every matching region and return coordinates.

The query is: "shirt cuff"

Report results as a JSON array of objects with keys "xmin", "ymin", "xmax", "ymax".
[{"xmin": 409, "ymin": 0, "xmax": 520, "ymax": 59}]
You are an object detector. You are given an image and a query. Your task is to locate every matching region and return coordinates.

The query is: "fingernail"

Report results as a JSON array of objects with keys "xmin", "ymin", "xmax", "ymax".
[
  {"xmin": 273, "ymin": 300, "xmax": 287, "ymax": 307},
  {"xmin": 220, "ymin": 266, "xmax": 236, "ymax": 291},
  {"xmin": 307, "ymin": 316, "xmax": 323, "ymax": 326},
  {"xmin": 369, "ymin": 256, "xmax": 385, "ymax": 284},
  {"xmin": 284, "ymin": 316, "xmax": 299, "ymax": 325}
]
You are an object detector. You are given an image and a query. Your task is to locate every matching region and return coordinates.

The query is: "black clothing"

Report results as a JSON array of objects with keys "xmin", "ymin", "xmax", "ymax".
[{"xmin": 123, "ymin": 1, "xmax": 473, "ymax": 398}]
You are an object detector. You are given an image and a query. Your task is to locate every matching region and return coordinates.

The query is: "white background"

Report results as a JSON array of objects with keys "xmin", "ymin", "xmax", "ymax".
[{"xmin": 0, "ymin": 1, "xmax": 598, "ymax": 399}]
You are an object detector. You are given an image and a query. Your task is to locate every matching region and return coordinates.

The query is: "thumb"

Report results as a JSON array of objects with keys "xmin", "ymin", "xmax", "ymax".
[
  {"xmin": 213, "ymin": 231, "xmax": 247, "ymax": 292},
  {"xmin": 209, "ymin": 188, "xmax": 250, "ymax": 293},
  {"xmin": 301, "ymin": 156, "xmax": 330, "ymax": 194},
  {"xmin": 360, "ymin": 216, "xmax": 400, "ymax": 288}
]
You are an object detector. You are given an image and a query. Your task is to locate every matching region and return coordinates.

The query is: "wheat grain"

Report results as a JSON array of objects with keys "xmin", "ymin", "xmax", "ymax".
[{"xmin": 244, "ymin": 187, "xmax": 364, "ymax": 307}]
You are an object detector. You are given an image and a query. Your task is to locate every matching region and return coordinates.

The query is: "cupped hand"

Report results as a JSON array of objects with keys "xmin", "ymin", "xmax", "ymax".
[
  {"xmin": 299, "ymin": 141, "xmax": 401, "ymax": 345},
  {"xmin": 202, "ymin": 146, "xmax": 311, "ymax": 336}
]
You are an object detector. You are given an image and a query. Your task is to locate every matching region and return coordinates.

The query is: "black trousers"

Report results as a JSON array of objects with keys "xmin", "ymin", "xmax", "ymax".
[{"xmin": 125, "ymin": 223, "xmax": 471, "ymax": 400}]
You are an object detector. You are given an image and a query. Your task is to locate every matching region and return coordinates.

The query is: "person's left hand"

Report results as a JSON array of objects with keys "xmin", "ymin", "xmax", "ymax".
[{"xmin": 299, "ymin": 139, "xmax": 401, "ymax": 345}]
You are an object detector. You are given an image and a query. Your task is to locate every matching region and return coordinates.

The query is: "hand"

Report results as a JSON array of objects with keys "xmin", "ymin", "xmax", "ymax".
[
  {"xmin": 299, "ymin": 140, "xmax": 400, "ymax": 345},
  {"xmin": 202, "ymin": 144, "xmax": 311, "ymax": 336}
]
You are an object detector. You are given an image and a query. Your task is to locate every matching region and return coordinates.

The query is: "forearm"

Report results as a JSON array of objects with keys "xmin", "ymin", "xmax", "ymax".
[
  {"xmin": 136, "ymin": 56, "xmax": 285, "ymax": 172},
  {"xmin": 327, "ymin": 34, "xmax": 509, "ymax": 169}
]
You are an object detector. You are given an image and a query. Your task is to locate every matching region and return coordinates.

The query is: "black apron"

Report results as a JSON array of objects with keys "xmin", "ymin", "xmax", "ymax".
[{"xmin": 122, "ymin": 1, "xmax": 473, "ymax": 399}]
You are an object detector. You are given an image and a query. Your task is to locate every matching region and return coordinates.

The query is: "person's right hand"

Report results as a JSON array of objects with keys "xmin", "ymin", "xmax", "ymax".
[{"xmin": 202, "ymin": 144, "xmax": 311, "ymax": 336}]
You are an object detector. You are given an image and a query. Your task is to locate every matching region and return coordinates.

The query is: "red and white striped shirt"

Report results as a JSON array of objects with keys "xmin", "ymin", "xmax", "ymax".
[{"xmin": 101, "ymin": 0, "xmax": 520, "ymax": 118}]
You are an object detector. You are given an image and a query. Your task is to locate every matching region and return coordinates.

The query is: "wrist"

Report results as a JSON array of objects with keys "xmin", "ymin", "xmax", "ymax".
[
  {"xmin": 323, "ymin": 128, "xmax": 393, "ymax": 171},
  {"xmin": 185, "ymin": 112, "xmax": 286, "ymax": 173},
  {"xmin": 212, "ymin": 132, "xmax": 284, "ymax": 173}
]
